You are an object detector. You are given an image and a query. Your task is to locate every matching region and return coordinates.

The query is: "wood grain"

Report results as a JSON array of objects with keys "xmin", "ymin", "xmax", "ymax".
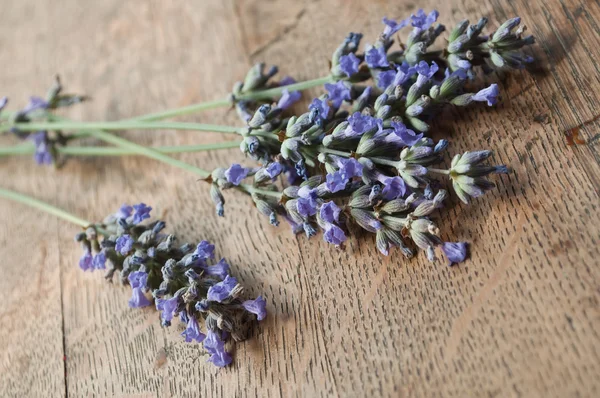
[{"xmin": 0, "ymin": 0, "xmax": 599, "ymax": 397}]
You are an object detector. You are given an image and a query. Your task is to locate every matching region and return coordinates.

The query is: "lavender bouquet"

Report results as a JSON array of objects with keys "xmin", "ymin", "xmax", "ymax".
[{"xmin": 0, "ymin": 9, "xmax": 535, "ymax": 366}]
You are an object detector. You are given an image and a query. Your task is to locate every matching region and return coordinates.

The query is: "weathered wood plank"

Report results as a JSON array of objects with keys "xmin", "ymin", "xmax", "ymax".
[{"xmin": 0, "ymin": 0, "xmax": 598, "ymax": 397}]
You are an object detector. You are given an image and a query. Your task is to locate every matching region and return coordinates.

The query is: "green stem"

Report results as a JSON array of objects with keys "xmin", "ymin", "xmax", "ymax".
[
  {"xmin": 1, "ymin": 121, "xmax": 240, "ymax": 134},
  {"xmin": 89, "ymin": 130, "xmax": 282, "ymax": 199},
  {"xmin": 236, "ymin": 75, "xmax": 334, "ymax": 101},
  {"xmin": 88, "ymin": 130, "xmax": 213, "ymax": 178},
  {"xmin": 106, "ymin": 75, "xmax": 333, "ymax": 121},
  {"xmin": 427, "ymin": 168, "xmax": 450, "ymax": 175},
  {"xmin": 369, "ymin": 157, "xmax": 399, "ymax": 168},
  {"xmin": 317, "ymin": 146, "xmax": 353, "ymax": 157},
  {"xmin": 131, "ymin": 98, "xmax": 231, "ymax": 122},
  {"xmin": 0, "ymin": 186, "xmax": 108, "ymax": 234},
  {"xmin": 0, "ymin": 141, "xmax": 240, "ymax": 156}
]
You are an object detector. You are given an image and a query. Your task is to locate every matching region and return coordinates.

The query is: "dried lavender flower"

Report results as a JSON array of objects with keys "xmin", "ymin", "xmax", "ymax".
[{"xmin": 75, "ymin": 203, "xmax": 266, "ymax": 368}]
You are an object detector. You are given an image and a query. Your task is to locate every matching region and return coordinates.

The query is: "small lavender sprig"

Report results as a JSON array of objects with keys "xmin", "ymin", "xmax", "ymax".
[{"xmin": 76, "ymin": 203, "xmax": 266, "ymax": 368}]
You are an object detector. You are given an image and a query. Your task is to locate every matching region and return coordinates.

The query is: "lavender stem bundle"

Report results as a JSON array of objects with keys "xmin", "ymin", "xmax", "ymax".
[
  {"xmin": 0, "ymin": 10, "xmax": 535, "ymax": 264},
  {"xmin": 0, "ymin": 186, "xmax": 266, "ymax": 368}
]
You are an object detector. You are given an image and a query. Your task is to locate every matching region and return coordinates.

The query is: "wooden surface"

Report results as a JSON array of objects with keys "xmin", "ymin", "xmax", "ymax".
[{"xmin": 1, "ymin": 0, "xmax": 599, "ymax": 397}]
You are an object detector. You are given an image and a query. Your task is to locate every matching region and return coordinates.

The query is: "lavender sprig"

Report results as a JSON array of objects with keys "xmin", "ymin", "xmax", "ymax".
[{"xmin": 76, "ymin": 203, "xmax": 266, "ymax": 368}]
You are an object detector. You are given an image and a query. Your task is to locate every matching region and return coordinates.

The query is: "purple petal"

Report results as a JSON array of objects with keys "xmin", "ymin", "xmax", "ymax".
[
  {"xmin": 128, "ymin": 287, "xmax": 152, "ymax": 308},
  {"xmin": 200, "ymin": 258, "xmax": 230, "ymax": 280},
  {"xmin": 320, "ymin": 201, "xmax": 341, "ymax": 224},
  {"xmin": 277, "ymin": 89, "xmax": 301, "ymax": 110},
  {"xmin": 132, "ymin": 203, "xmax": 152, "ymax": 225},
  {"xmin": 472, "ymin": 84, "xmax": 500, "ymax": 106},
  {"xmin": 225, "ymin": 164, "xmax": 249, "ymax": 185},
  {"xmin": 207, "ymin": 275, "xmax": 238, "ymax": 302},
  {"xmin": 441, "ymin": 242, "xmax": 468, "ymax": 265},
  {"xmin": 339, "ymin": 53, "xmax": 360, "ymax": 77},
  {"xmin": 324, "ymin": 81, "xmax": 352, "ymax": 108},
  {"xmin": 242, "ymin": 296, "xmax": 267, "ymax": 321},
  {"xmin": 194, "ymin": 240, "xmax": 215, "ymax": 260},
  {"xmin": 365, "ymin": 46, "xmax": 389, "ymax": 69},
  {"xmin": 323, "ymin": 224, "xmax": 347, "ymax": 245},
  {"xmin": 115, "ymin": 234, "xmax": 134, "ymax": 255},
  {"xmin": 182, "ymin": 316, "xmax": 206, "ymax": 343},
  {"xmin": 79, "ymin": 250, "xmax": 93, "ymax": 271}
]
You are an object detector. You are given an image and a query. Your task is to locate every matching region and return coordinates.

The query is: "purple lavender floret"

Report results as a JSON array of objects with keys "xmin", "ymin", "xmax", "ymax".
[
  {"xmin": 410, "ymin": 9, "xmax": 439, "ymax": 31},
  {"xmin": 339, "ymin": 53, "xmax": 361, "ymax": 77},
  {"xmin": 320, "ymin": 201, "xmax": 341, "ymax": 224},
  {"xmin": 277, "ymin": 89, "xmax": 302, "ymax": 110},
  {"xmin": 79, "ymin": 250, "xmax": 93, "ymax": 271},
  {"xmin": 296, "ymin": 186, "xmax": 319, "ymax": 217},
  {"xmin": 132, "ymin": 203, "xmax": 152, "ymax": 225},
  {"xmin": 116, "ymin": 204, "xmax": 133, "ymax": 220},
  {"xmin": 156, "ymin": 296, "xmax": 179, "ymax": 326},
  {"xmin": 115, "ymin": 234, "xmax": 134, "ymax": 255},
  {"xmin": 207, "ymin": 275, "xmax": 238, "ymax": 302},
  {"xmin": 204, "ymin": 330, "xmax": 232, "ymax": 367},
  {"xmin": 326, "ymin": 158, "xmax": 363, "ymax": 193},
  {"xmin": 365, "ymin": 45, "xmax": 389, "ymax": 68},
  {"xmin": 21, "ymin": 96, "xmax": 49, "ymax": 115},
  {"xmin": 182, "ymin": 316, "xmax": 206, "ymax": 343},
  {"xmin": 382, "ymin": 17, "xmax": 409, "ymax": 40},
  {"xmin": 441, "ymin": 242, "xmax": 468, "ymax": 265},
  {"xmin": 308, "ymin": 98, "xmax": 330, "ymax": 122},
  {"xmin": 265, "ymin": 162, "xmax": 283, "ymax": 179},
  {"xmin": 415, "ymin": 61, "xmax": 439, "ymax": 86},
  {"xmin": 200, "ymin": 258, "xmax": 230, "ymax": 280},
  {"xmin": 30, "ymin": 131, "xmax": 53, "ymax": 165},
  {"xmin": 380, "ymin": 176, "xmax": 407, "ymax": 200},
  {"xmin": 325, "ymin": 81, "xmax": 352, "ymax": 108},
  {"xmin": 92, "ymin": 251, "xmax": 107, "ymax": 270},
  {"xmin": 194, "ymin": 240, "xmax": 215, "ymax": 260},
  {"xmin": 326, "ymin": 171, "xmax": 347, "ymax": 193},
  {"xmin": 225, "ymin": 164, "xmax": 249, "ymax": 185},
  {"xmin": 128, "ymin": 271, "xmax": 152, "ymax": 308},
  {"xmin": 390, "ymin": 121, "xmax": 423, "ymax": 146},
  {"xmin": 343, "ymin": 112, "xmax": 381, "ymax": 137},
  {"xmin": 279, "ymin": 76, "xmax": 296, "ymax": 86},
  {"xmin": 377, "ymin": 70, "xmax": 396, "ymax": 89},
  {"xmin": 471, "ymin": 84, "xmax": 499, "ymax": 106},
  {"xmin": 323, "ymin": 224, "xmax": 347, "ymax": 245},
  {"xmin": 242, "ymin": 296, "xmax": 267, "ymax": 321}
]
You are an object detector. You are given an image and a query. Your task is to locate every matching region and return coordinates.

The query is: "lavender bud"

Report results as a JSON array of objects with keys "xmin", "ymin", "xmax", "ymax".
[
  {"xmin": 350, "ymin": 208, "xmax": 382, "ymax": 233},
  {"xmin": 381, "ymin": 215, "xmax": 407, "ymax": 231},
  {"xmin": 376, "ymin": 230, "xmax": 390, "ymax": 255},
  {"xmin": 210, "ymin": 183, "xmax": 225, "ymax": 217},
  {"xmin": 380, "ymin": 199, "xmax": 410, "ymax": 214},
  {"xmin": 248, "ymin": 104, "xmax": 271, "ymax": 128}
]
